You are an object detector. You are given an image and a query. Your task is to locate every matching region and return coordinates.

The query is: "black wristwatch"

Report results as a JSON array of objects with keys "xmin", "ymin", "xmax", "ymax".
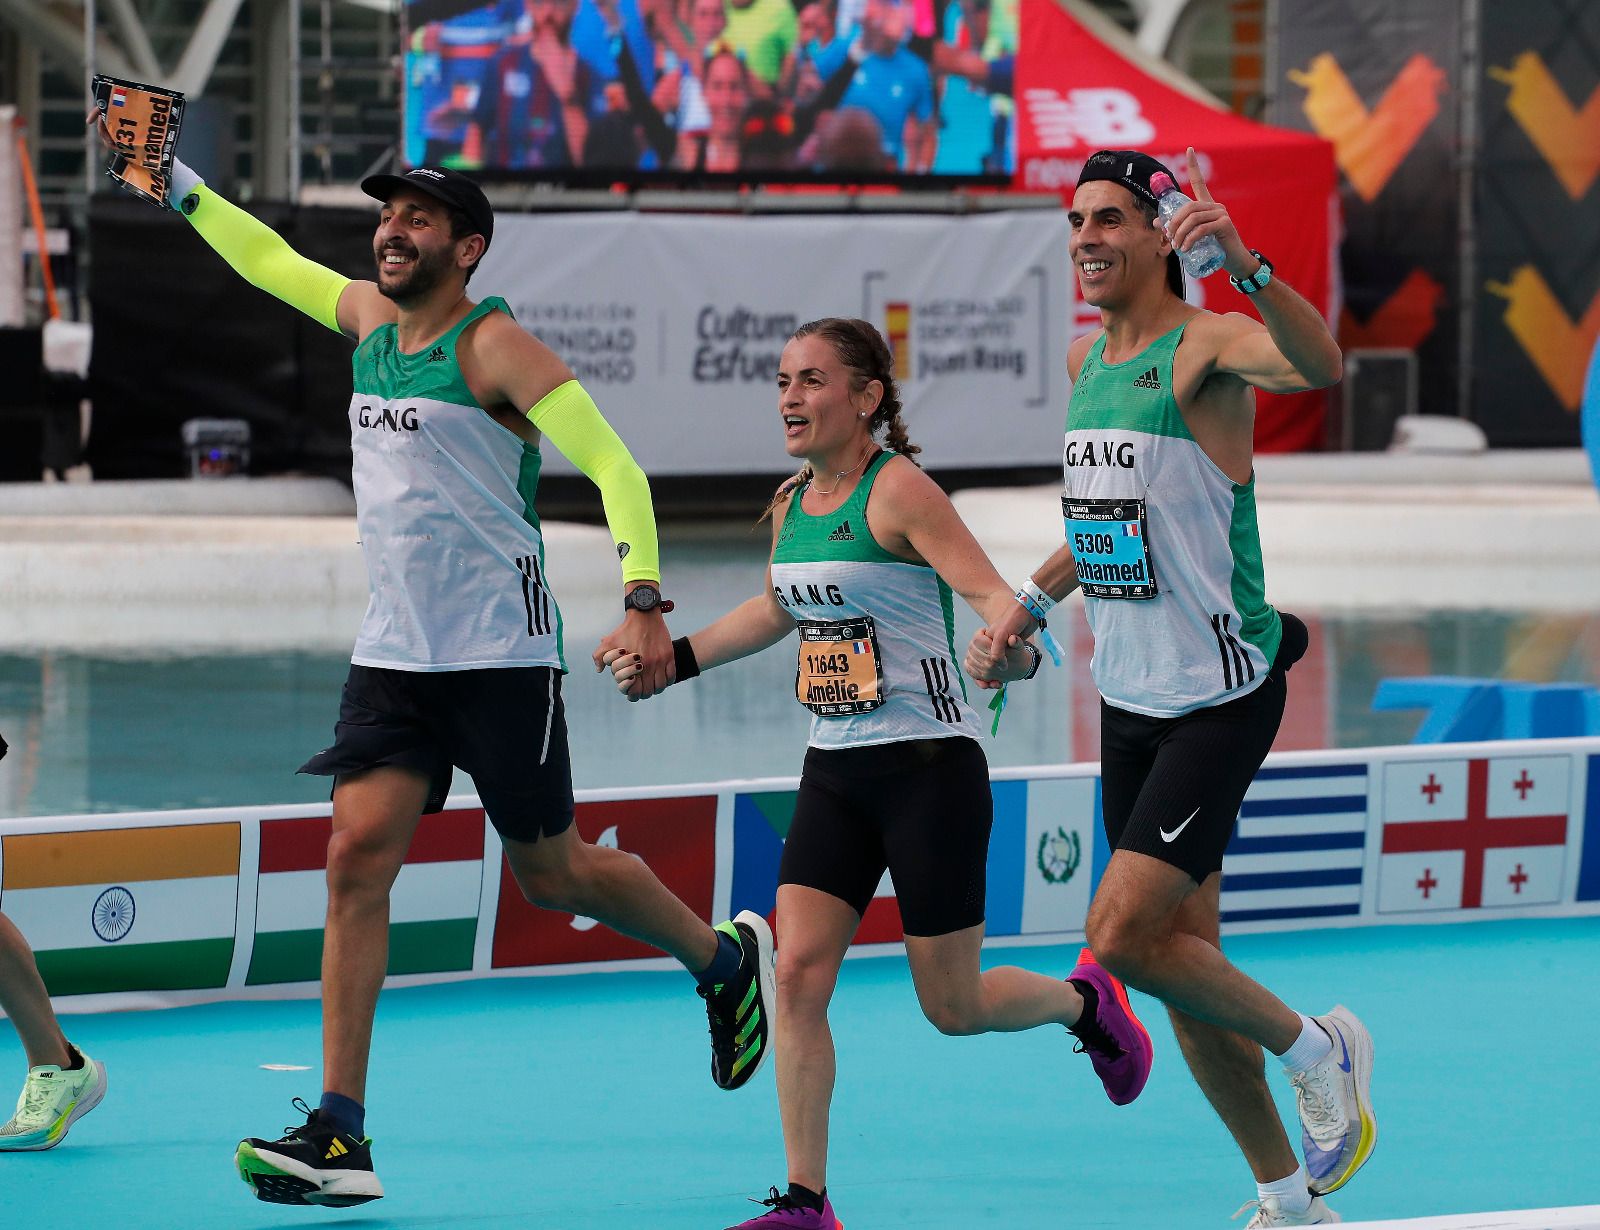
[{"xmin": 623, "ymin": 583, "xmax": 674, "ymax": 615}]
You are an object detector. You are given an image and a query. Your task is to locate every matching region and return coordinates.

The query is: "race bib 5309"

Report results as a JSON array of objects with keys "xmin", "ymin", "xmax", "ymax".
[{"xmin": 1063, "ymin": 496, "xmax": 1158, "ymax": 600}]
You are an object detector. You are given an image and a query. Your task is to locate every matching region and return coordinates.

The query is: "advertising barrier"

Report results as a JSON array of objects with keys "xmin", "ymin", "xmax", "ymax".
[
  {"xmin": 4, "ymin": 736, "xmax": 1597, "ymax": 1015},
  {"xmin": 475, "ymin": 208, "xmax": 1072, "ymax": 475}
]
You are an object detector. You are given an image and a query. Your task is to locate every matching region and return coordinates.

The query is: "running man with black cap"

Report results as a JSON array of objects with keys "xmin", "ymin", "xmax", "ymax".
[
  {"xmin": 966, "ymin": 148, "xmax": 1370, "ymax": 1228},
  {"xmin": 93, "ymin": 127, "xmax": 776, "ymax": 1207}
]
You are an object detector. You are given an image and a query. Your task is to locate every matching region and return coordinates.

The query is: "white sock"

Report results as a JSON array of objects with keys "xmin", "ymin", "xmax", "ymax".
[
  {"xmin": 1257, "ymin": 1165, "xmax": 1312, "ymax": 1216},
  {"xmin": 1278, "ymin": 1013, "xmax": 1333, "ymax": 1073}
]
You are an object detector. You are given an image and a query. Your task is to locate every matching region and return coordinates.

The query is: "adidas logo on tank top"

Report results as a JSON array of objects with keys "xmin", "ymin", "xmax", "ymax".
[
  {"xmin": 827, "ymin": 520, "xmax": 856, "ymax": 542},
  {"xmin": 1131, "ymin": 366, "xmax": 1162, "ymax": 390}
]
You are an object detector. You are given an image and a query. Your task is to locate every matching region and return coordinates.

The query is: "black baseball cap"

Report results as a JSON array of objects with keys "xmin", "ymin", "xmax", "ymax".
[
  {"xmin": 1076, "ymin": 149, "xmax": 1178, "ymax": 209},
  {"xmin": 360, "ymin": 166, "xmax": 494, "ymax": 251},
  {"xmin": 1076, "ymin": 149, "xmax": 1185, "ymax": 298}
]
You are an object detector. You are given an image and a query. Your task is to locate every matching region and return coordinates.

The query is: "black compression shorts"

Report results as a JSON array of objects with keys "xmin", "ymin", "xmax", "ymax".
[
  {"xmin": 1099, "ymin": 612, "xmax": 1308, "ymax": 883},
  {"xmin": 299, "ymin": 663, "xmax": 575, "ymax": 844},
  {"xmin": 780, "ymin": 736, "xmax": 992, "ymax": 938}
]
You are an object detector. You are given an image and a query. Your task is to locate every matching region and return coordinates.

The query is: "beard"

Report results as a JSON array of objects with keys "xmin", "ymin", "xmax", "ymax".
[{"xmin": 375, "ymin": 244, "xmax": 452, "ymax": 302}]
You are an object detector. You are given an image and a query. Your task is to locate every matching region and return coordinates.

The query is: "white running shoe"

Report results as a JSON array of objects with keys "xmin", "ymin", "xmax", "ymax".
[
  {"xmin": 1289, "ymin": 1006, "xmax": 1376, "ymax": 1194},
  {"xmin": 1235, "ymin": 1194, "xmax": 1341, "ymax": 1226},
  {"xmin": 0, "ymin": 1050, "xmax": 108, "ymax": 1151}
]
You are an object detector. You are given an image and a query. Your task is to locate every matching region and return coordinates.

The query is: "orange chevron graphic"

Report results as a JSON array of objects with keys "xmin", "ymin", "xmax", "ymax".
[
  {"xmin": 1487, "ymin": 52, "xmax": 1600, "ymax": 200},
  {"xmin": 1339, "ymin": 269, "xmax": 1444, "ymax": 351},
  {"xmin": 1288, "ymin": 52, "xmax": 1445, "ymax": 202},
  {"xmin": 1485, "ymin": 266, "xmax": 1600, "ymax": 412}
]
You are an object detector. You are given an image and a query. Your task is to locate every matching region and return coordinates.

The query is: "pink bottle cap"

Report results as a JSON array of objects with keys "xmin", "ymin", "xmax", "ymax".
[{"xmin": 1148, "ymin": 172, "xmax": 1174, "ymax": 195}]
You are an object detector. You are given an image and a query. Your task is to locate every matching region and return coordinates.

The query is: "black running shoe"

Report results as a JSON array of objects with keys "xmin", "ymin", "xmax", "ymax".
[
  {"xmin": 235, "ymin": 1098, "xmax": 385, "ymax": 1207},
  {"xmin": 700, "ymin": 910, "xmax": 776, "ymax": 1090}
]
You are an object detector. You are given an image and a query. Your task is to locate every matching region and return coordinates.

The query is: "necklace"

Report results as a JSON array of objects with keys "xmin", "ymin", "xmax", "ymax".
[{"xmin": 809, "ymin": 444, "xmax": 874, "ymax": 496}]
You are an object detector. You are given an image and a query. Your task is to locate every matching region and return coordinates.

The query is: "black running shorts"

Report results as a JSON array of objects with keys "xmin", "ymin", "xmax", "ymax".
[
  {"xmin": 780, "ymin": 736, "xmax": 992, "ymax": 938},
  {"xmin": 300, "ymin": 663, "xmax": 575, "ymax": 844},
  {"xmin": 1099, "ymin": 613, "xmax": 1309, "ymax": 884}
]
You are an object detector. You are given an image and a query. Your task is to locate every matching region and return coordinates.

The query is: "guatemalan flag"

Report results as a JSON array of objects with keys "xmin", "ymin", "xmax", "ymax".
[{"xmin": 1219, "ymin": 762, "xmax": 1368, "ymax": 924}]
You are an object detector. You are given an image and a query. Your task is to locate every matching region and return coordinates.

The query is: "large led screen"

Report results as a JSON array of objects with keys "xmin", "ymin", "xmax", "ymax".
[{"xmin": 403, "ymin": 0, "xmax": 1015, "ymax": 180}]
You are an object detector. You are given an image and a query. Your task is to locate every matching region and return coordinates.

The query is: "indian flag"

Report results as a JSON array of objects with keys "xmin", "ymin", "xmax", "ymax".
[
  {"xmin": 247, "ymin": 809, "xmax": 485, "ymax": 985},
  {"xmin": 0, "ymin": 823, "xmax": 240, "ymax": 996}
]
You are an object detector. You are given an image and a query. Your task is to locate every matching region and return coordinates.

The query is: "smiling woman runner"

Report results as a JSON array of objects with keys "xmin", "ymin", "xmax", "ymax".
[{"xmin": 606, "ymin": 317, "xmax": 1154, "ymax": 1230}]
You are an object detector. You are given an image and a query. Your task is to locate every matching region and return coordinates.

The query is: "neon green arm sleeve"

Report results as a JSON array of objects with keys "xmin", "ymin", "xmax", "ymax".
[
  {"xmin": 527, "ymin": 380, "xmax": 661, "ymax": 585},
  {"xmin": 180, "ymin": 185, "xmax": 349, "ymax": 335}
]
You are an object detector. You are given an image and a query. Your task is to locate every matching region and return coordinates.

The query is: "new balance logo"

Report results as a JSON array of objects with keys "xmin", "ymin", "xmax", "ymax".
[
  {"xmin": 324, "ymin": 1139, "xmax": 349, "ymax": 1161},
  {"xmin": 827, "ymin": 520, "xmax": 856, "ymax": 542},
  {"xmin": 426, "ymin": 346, "xmax": 447, "ymax": 363},
  {"xmin": 1132, "ymin": 366, "xmax": 1162, "ymax": 390}
]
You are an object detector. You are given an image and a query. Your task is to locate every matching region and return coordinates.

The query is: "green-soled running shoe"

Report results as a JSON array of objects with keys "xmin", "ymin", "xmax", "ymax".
[
  {"xmin": 236, "ymin": 1099, "xmax": 384, "ymax": 1207},
  {"xmin": 0, "ymin": 1048, "xmax": 106, "ymax": 1151},
  {"xmin": 701, "ymin": 910, "xmax": 776, "ymax": 1091}
]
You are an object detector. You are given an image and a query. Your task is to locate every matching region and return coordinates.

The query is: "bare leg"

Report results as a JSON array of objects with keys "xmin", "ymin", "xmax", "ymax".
[
  {"xmin": 1160, "ymin": 876, "xmax": 1299, "ymax": 1182},
  {"xmin": 772, "ymin": 885, "xmax": 858, "ymax": 1193},
  {"xmin": 904, "ymin": 923, "xmax": 1085, "ymax": 1035},
  {"xmin": 1086, "ymin": 850, "xmax": 1302, "ymax": 1054},
  {"xmin": 503, "ymin": 824, "xmax": 718, "ymax": 973},
  {"xmin": 0, "ymin": 912, "xmax": 70, "ymax": 1069},
  {"xmin": 321, "ymin": 766, "xmax": 430, "ymax": 1103}
]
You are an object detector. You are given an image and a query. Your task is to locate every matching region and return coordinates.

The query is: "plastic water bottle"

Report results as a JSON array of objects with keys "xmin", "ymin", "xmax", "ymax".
[{"xmin": 1148, "ymin": 172, "xmax": 1226, "ymax": 279}]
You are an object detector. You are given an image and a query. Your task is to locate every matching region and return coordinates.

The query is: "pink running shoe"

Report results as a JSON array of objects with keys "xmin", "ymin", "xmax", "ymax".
[
  {"xmin": 1067, "ymin": 947, "xmax": 1154, "ymax": 1106},
  {"xmin": 725, "ymin": 1187, "xmax": 842, "ymax": 1230}
]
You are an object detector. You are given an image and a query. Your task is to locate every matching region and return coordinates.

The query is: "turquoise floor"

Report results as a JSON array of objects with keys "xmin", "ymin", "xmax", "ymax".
[{"xmin": 2, "ymin": 917, "xmax": 1594, "ymax": 1229}]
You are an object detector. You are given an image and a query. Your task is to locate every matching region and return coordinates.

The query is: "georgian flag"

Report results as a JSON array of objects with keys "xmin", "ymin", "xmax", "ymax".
[{"xmin": 1377, "ymin": 756, "xmax": 1572, "ymax": 913}]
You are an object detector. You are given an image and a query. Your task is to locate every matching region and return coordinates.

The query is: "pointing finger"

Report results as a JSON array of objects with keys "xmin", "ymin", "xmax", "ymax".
[{"xmin": 1186, "ymin": 146, "xmax": 1213, "ymax": 204}]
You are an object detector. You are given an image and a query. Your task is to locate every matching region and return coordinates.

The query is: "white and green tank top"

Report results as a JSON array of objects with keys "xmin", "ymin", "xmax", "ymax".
[
  {"xmin": 1064, "ymin": 322, "xmax": 1281, "ymax": 717},
  {"xmin": 771, "ymin": 451, "xmax": 981, "ymax": 749},
  {"xmin": 348, "ymin": 297, "xmax": 563, "ymax": 672}
]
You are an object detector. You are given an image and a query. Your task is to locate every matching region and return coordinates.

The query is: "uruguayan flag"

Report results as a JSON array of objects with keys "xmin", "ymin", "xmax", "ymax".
[{"xmin": 1220, "ymin": 763, "xmax": 1368, "ymax": 924}]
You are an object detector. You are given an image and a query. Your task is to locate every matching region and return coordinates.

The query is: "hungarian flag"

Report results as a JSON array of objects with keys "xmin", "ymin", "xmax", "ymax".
[{"xmin": 248, "ymin": 809, "xmax": 485, "ymax": 984}]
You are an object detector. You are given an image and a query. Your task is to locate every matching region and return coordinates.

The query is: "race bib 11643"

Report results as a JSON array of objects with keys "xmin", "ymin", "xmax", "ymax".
[{"xmin": 796, "ymin": 617, "xmax": 885, "ymax": 716}]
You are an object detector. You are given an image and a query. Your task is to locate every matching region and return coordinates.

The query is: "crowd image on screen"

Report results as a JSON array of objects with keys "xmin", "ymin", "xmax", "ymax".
[{"xmin": 404, "ymin": 0, "xmax": 1016, "ymax": 176}]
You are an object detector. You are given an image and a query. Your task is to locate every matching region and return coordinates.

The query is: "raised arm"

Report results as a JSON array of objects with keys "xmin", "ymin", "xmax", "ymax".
[
  {"xmin": 91, "ymin": 109, "xmax": 387, "ymax": 340},
  {"xmin": 1167, "ymin": 147, "xmax": 1343, "ymax": 392}
]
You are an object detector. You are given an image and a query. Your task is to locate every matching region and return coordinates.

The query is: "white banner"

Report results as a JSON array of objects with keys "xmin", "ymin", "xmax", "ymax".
[{"xmin": 474, "ymin": 210, "xmax": 1072, "ymax": 476}]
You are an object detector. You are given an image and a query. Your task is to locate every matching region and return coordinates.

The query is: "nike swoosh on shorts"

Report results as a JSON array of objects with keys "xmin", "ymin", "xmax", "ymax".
[{"xmin": 1159, "ymin": 806, "xmax": 1201, "ymax": 843}]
